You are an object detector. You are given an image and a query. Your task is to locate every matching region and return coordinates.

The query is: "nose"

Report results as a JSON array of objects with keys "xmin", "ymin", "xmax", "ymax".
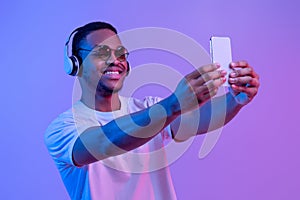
[{"xmin": 105, "ymin": 51, "xmax": 120, "ymax": 66}]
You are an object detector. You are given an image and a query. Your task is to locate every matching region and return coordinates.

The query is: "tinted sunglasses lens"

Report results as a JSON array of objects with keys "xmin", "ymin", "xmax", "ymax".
[
  {"xmin": 97, "ymin": 45, "xmax": 111, "ymax": 59},
  {"xmin": 115, "ymin": 46, "xmax": 128, "ymax": 61}
]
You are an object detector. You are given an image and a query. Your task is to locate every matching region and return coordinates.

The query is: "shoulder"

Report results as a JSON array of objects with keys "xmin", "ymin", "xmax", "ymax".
[
  {"xmin": 44, "ymin": 107, "xmax": 76, "ymax": 149},
  {"xmin": 123, "ymin": 96, "xmax": 163, "ymax": 110},
  {"xmin": 44, "ymin": 101, "xmax": 98, "ymax": 146}
]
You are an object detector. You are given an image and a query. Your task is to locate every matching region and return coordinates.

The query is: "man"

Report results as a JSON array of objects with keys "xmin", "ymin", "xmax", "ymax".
[{"xmin": 45, "ymin": 21, "xmax": 259, "ymax": 200}]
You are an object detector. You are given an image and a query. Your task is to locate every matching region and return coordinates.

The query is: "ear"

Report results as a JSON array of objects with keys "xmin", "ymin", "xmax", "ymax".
[{"xmin": 74, "ymin": 55, "xmax": 84, "ymax": 77}]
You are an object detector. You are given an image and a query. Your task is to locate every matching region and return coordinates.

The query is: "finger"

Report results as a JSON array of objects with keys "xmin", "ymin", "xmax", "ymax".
[
  {"xmin": 230, "ymin": 61, "xmax": 249, "ymax": 69},
  {"xmin": 194, "ymin": 77, "xmax": 225, "ymax": 104},
  {"xmin": 229, "ymin": 76, "xmax": 249, "ymax": 85},
  {"xmin": 207, "ymin": 77, "xmax": 226, "ymax": 90},
  {"xmin": 229, "ymin": 67, "xmax": 253, "ymax": 78},
  {"xmin": 197, "ymin": 88, "xmax": 218, "ymax": 104},
  {"xmin": 202, "ymin": 88, "xmax": 218, "ymax": 99},
  {"xmin": 230, "ymin": 64, "xmax": 260, "ymax": 81},
  {"xmin": 229, "ymin": 76, "xmax": 260, "ymax": 88},
  {"xmin": 194, "ymin": 70, "xmax": 227, "ymax": 86},
  {"xmin": 231, "ymin": 84, "xmax": 258, "ymax": 98},
  {"xmin": 249, "ymin": 77, "xmax": 260, "ymax": 87},
  {"xmin": 252, "ymin": 70, "xmax": 260, "ymax": 80},
  {"xmin": 186, "ymin": 63, "xmax": 220, "ymax": 80}
]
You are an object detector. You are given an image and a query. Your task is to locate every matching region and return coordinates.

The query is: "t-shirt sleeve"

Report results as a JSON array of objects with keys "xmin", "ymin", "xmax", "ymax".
[{"xmin": 44, "ymin": 111, "xmax": 79, "ymax": 166}]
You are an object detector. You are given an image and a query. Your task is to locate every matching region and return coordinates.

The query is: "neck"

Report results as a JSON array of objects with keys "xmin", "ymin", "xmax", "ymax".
[{"xmin": 81, "ymin": 91, "xmax": 121, "ymax": 112}]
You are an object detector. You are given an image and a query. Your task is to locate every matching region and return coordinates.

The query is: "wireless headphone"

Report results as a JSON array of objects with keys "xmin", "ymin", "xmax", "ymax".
[
  {"xmin": 64, "ymin": 28, "xmax": 82, "ymax": 76},
  {"xmin": 64, "ymin": 27, "xmax": 130, "ymax": 76}
]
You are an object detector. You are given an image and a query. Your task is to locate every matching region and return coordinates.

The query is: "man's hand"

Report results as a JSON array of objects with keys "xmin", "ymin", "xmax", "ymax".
[
  {"xmin": 173, "ymin": 63, "xmax": 227, "ymax": 113},
  {"xmin": 228, "ymin": 61, "xmax": 260, "ymax": 105}
]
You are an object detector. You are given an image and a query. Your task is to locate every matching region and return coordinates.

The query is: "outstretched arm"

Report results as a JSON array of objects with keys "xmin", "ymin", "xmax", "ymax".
[
  {"xmin": 72, "ymin": 64, "xmax": 226, "ymax": 166},
  {"xmin": 171, "ymin": 61, "xmax": 260, "ymax": 141}
]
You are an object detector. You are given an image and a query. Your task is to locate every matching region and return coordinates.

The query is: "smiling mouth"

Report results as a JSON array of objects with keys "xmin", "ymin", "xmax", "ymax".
[{"xmin": 104, "ymin": 71, "xmax": 121, "ymax": 75}]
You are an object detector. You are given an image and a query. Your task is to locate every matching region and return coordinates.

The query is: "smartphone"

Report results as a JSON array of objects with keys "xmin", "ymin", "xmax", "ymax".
[{"xmin": 210, "ymin": 36, "xmax": 232, "ymax": 87}]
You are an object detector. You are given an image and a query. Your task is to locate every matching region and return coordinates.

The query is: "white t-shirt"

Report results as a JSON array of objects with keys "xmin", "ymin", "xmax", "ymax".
[{"xmin": 44, "ymin": 96, "xmax": 177, "ymax": 200}]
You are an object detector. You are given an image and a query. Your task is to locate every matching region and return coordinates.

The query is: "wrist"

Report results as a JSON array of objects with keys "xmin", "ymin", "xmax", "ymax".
[
  {"xmin": 227, "ymin": 92, "xmax": 243, "ymax": 111},
  {"xmin": 159, "ymin": 94, "xmax": 181, "ymax": 118}
]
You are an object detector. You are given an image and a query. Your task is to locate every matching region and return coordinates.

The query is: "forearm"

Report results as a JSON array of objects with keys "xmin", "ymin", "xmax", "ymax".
[
  {"xmin": 73, "ymin": 94, "xmax": 180, "ymax": 165},
  {"xmin": 223, "ymin": 91, "xmax": 243, "ymax": 124},
  {"xmin": 199, "ymin": 91, "xmax": 243, "ymax": 132},
  {"xmin": 172, "ymin": 92, "xmax": 243, "ymax": 141}
]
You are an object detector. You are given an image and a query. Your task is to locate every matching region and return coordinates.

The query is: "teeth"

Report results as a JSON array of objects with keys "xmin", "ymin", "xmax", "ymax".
[{"xmin": 105, "ymin": 71, "xmax": 119, "ymax": 75}]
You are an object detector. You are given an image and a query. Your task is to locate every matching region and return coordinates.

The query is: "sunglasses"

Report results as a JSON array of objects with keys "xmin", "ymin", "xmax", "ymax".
[{"xmin": 78, "ymin": 45, "xmax": 129, "ymax": 62}]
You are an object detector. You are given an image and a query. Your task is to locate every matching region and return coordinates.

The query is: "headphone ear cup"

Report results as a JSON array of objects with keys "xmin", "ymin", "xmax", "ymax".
[
  {"xmin": 64, "ymin": 45, "xmax": 81, "ymax": 76},
  {"xmin": 69, "ymin": 56, "xmax": 81, "ymax": 76},
  {"xmin": 126, "ymin": 61, "xmax": 130, "ymax": 75}
]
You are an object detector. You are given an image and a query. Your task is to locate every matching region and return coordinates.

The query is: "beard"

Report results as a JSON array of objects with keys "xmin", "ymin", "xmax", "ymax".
[{"xmin": 96, "ymin": 80, "xmax": 123, "ymax": 96}]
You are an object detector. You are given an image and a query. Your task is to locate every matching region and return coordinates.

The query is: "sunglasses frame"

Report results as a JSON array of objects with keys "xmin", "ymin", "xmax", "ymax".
[{"xmin": 78, "ymin": 45, "xmax": 129, "ymax": 62}]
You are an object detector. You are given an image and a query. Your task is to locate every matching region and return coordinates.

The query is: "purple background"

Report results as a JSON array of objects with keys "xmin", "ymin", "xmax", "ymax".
[{"xmin": 1, "ymin": 0, "xmax": 299, "ymax": 199}]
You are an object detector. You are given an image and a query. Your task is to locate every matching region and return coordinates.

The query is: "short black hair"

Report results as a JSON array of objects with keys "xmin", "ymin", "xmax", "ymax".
[{"xmin": 71, "ymin": 21, "xmax": 118, "ymax": 57}]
